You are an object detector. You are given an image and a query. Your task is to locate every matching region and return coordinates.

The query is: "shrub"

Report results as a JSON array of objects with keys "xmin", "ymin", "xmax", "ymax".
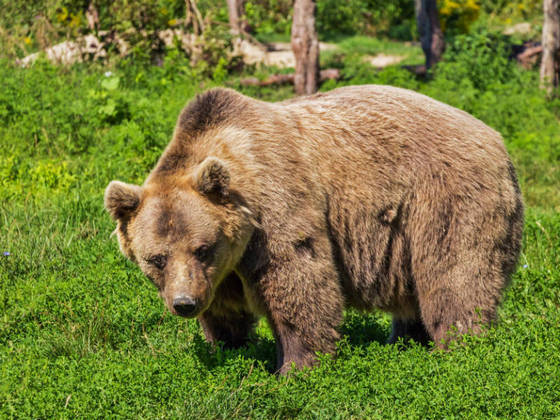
[
  {"xmin": 432, "ymin": 29, "xmax": 515, "ymax": 91},
  {"xmin": 438, "ymin": 0, "xmax": 481, "ymax": 34}
]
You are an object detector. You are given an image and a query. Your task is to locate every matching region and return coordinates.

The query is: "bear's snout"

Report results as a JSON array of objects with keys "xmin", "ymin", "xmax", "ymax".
[{"xmin": 172, "ymin": 295, "xmax": 198, "ymax": 317}]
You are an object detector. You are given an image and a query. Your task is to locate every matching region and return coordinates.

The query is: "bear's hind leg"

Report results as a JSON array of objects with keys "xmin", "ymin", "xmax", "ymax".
[
  {"xmin": 417, "ymin": 286, "xmax": 495, "ymax": 348},
  {"xmin": 388, "ymin": 317, "xmax": 431, "ymax": 346},
  {"xmin": 410, "ymin": 191, "xmax": 515, "ymax": 348}
]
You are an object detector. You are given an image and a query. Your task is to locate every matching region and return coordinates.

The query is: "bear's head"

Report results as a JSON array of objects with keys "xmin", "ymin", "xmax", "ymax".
[{"xmin": 104, "ymin": 157, "xmax": 254, "ymax": 318}]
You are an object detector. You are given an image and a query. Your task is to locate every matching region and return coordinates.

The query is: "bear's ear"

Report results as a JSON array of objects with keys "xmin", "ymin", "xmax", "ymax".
[
  {"xmin": 193, "ymin": 157, "xmax": 230, "ymax": 200},
  {"xmin": 104, "ymin": 180, "xmax": 143, "ymax": 220}
]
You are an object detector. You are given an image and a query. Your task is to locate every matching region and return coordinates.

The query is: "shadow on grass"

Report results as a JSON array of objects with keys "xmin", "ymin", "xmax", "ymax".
[
  {"xmin": 192, "ymin": 311, "xmax": 403, "ymax": 373},
  {"xmin": 192, "ymin": 333, "xmax": 278, "ymax": 373},
  {"xmin": 340, "ymin": 311, "xmax": 390, "ymax": 347}
]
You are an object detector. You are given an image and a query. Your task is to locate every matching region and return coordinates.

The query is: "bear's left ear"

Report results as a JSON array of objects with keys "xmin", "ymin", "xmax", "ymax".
[
  {"xmin": 104, "ymin": 180, "xmax": 143, "ymax": 220},
  {"xmin": 193, "ymin": 157, "xmax": 231, "ymax": 200}
]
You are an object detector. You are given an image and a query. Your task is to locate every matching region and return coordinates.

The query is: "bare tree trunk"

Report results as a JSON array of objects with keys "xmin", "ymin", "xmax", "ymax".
[
  {"xmin": 185, "ymin": 0, "xmax": 204, "ymax": 36},
  {"xmin": 86, "ymin": 2, "xmax": 99, "ymax": 32},
  {"xmin": 415, "ymin": 0, "xmax": 445, "ymax": 69},
  {"xmin": 540, "ymin": 0, "xmax": 560, "ymax": 92},
  {"xmin": 291, "ymin": 0, "xmax": 319, "ymax": 95},
  {"xmin": 227, "ymin": 0, "xmax": 245, "ymax": 35}
]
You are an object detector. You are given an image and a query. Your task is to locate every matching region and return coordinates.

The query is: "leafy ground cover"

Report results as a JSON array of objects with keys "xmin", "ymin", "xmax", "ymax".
[{"xmin": 1, "ymin": 31, "xmax": 559, "ymax": 418}]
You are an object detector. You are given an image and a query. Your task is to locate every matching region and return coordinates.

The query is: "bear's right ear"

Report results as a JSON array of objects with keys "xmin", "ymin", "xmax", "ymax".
[
  {"xmin": 104, "ymin": 180, "xmax": 143, "ymax": 220},
  {"xmin": 192, "ymin": 157, "xmax": 231, "ymax": 201}
]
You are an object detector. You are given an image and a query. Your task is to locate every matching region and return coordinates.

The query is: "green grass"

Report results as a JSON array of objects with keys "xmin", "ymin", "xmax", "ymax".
[
  {"xmin": 1, "ymin": 32, "xmax": 559, "ymax": 417},
  {"xmin": 326, "ymin": 35, "xmax": 424, "ymax": 66}
]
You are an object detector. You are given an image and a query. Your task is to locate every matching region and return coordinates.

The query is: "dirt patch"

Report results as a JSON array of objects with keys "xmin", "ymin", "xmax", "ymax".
[
  {"xmin": 236, "ymin": 40, "xmax": 338, "ymax": 68},
  {"xmin": 364, "ymin": 53, "xmax": 406, "ymax": 68}
]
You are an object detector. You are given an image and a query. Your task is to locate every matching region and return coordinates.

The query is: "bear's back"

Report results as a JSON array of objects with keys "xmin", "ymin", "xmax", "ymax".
[
  {"xmin": 279, "ymin": 84, "xmax": 505, "ymax": 161},
  {"xmin": 271, "ymin": 85, "xmax": 512, "ymax": 204}
]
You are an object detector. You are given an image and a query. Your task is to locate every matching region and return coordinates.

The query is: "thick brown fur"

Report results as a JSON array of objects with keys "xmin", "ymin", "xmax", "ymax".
[{"xmin": 104, "ymin": 85, "xmax": 524, "ymax": 374}]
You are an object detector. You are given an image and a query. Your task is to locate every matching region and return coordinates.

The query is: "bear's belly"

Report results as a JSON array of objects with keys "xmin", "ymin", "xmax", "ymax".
[{"xmin": 327, "ymin": 201, "xmax": 416, "ymax": 315}]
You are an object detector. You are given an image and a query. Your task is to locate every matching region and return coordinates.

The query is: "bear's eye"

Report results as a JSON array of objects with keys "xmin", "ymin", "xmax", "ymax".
[
  {"xmin": 145, "ymin": 254, "xmax": 167, "ymax": 270},
  {"xmin": 194, "ymin": 245, "xmax": 211, "ymax": 262}
]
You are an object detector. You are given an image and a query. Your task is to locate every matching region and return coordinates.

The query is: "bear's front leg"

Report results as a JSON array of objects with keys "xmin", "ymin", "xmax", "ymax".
[
  {"xmin": 272, "ymin": 321, "xmax": 318, "ymax": 374},
  {"xmin": 198, "ymin": 272, "xmax": 256, "ymax": 349},
  {"xmin": 266, "ymin": 281, "xmax": 343, "ymax": 374},
  {"xmin": 198, "ymin": 309, "xmax": 256, "ymax": 349},
  {"xmin": 252, "ymin": 244, "xmax": 344, "ymax": 374}
]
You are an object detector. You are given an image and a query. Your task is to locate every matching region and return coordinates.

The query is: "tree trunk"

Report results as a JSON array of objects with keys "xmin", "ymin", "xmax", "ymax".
[
  {"xmin": 185, "ymin": 0, "xmax": 204, "ymax": 36},
  {"xmin": 540, "ymin": 0, "xmax": 560, "ymax": 92},
  {"xmin": 227, "ymin": 0, "xmax": 245, "ymax": 35},
  {"xmin": 291, "ymin": 0, "xmax": 319, "ymax": 95},
  {"xmin": 415, "ymin": 0, "xmax": 445, "ymax": 69},
  {"xmin": 86, "ymin": 2, "xmax": 99, "ymax": 32}
]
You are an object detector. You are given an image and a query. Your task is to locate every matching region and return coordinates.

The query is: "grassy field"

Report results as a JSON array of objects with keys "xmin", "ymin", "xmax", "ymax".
[{"xmin": 1, "ymin": 33, "xmax": 559, "ymax": 418}]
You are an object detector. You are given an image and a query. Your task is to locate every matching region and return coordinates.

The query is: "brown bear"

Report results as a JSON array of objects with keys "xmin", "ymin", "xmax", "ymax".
[{"xmin": 104, "ymin": 85, "xmax": 523, "ymax": 374}]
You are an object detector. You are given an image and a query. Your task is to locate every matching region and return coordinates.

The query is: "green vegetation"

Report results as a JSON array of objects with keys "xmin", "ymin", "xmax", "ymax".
[
  {"xmin": 0, "ymin": 0, "xmax": 544, "ymax": 60},
  {"xmin": 1, "ymin": 14, "xmax": 559, "ymax": 419}
]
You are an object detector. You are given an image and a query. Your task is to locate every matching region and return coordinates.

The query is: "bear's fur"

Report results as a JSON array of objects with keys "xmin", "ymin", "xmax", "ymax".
[{"xmin": 105, "ymin": 85, "xmax": 523, "ymax": 373}]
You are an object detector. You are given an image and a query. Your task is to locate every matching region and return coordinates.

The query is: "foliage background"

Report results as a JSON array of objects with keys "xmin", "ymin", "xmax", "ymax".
[{"xmin": 0, "ymin": 0, "xmax": 546, "ymax": 58}]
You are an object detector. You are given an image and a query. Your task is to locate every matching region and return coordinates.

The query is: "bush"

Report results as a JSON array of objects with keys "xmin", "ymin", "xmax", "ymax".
[
  {"xmin": 438, "ymin": 0, "xmax": 481, "ymax": 34},
  {"xmin": 244, "ymin": 0, "xmax": 293, "ymax": 37},
  {"xmin": 432, "ymin": 30, "xmax": 516, "ymax": 91},
  {"xmin": 478, "ymin": 0, "xmax": 542, "ymax": 19}
]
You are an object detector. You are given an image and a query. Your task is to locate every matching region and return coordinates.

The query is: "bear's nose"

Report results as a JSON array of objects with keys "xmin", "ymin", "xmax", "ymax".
[{"xmin": 172, "ymin": 296, "xmax": 198, "ymax": 317}]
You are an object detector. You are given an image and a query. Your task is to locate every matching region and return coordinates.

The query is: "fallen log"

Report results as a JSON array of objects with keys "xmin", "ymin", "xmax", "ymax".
[
  {"xmin": 240, "ymin": 68, "xmax": 340, "ymax": 87},
  {"xmin": 516, "ymin": 45, "xmax": 542, "ymax": 69}
]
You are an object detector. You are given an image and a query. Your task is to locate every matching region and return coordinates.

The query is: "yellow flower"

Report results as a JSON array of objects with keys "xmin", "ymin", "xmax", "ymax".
[
  {"xmin": 69, "ymin": 13, "xmax": 81, "ymax": 28},
  {"xmin": 438, "ymin": 0, "xmax": 480, "ymax": 33},
  {"xmin": 57, "ymin": 7, "xmax": 68, "ymax": 22},
  {"xmin": 168, "ymin": 19, "xmax": 177, "ymax": 26},
  {"xmin": 24, "ymin": 37, "xmax": 32, "ymax": 45}
]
